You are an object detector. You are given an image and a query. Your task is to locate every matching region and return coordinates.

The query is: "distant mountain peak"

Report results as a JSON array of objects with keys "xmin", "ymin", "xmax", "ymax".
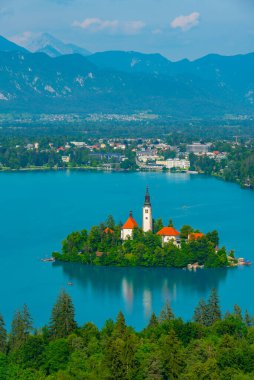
[{"xmin": 27, "ymin": 33, "xmax": 91, "ymax": 58}]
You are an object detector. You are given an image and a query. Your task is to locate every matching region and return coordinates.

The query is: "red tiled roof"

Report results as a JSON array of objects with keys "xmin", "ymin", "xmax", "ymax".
[
  {"xmin": 104, "ymin": 228, "xmax": 114, "ymax": 234},
  {"xmin": 188, "ymin": 233, "xmax": 204, "ymax": 241},
  {"xmin": 122, "ymin": 215, "xmax": 138, "ymax": 230},
  {"xmin": 96, "ymin": 251, "xmax": 104, "ymax": 257},
  {"xmin": 157, "ymin": 227, "xmax": 180, "ymax": 237}
]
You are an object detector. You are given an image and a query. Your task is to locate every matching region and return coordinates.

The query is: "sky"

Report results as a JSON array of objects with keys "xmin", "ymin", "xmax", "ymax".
[{"xmin": 0, "ymin": 0, "xmax": 253, "ymax": 60}]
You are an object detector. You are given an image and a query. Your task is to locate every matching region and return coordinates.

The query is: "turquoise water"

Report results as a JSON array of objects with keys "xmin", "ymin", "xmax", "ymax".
[{"xmin": 0, "ymin": 170, "xmax": 253, "ymax": 330}]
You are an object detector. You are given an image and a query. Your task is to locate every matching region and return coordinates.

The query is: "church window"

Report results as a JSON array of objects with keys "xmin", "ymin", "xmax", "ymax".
[{"xmin": 145, "ymin": 209, "xmax": 148, "ymax": 213}]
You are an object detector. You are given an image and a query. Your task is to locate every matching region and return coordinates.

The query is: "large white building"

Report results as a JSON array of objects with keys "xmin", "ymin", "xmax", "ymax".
[
  {"xmin": 165, "ymin": 158, "xmax": 190, "ymax": 170},
  {"xmin": 186, "ymin": 143, "xmax": 211, "ymax": 154}
]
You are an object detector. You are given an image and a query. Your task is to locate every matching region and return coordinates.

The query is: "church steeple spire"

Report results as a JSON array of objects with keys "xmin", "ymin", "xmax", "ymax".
[
  {"xmin": 144, "ymin": 186, "xmax": 151, "ymax": 206},
  {"xmin": 142, "ymin": 186, "xmax": 153, "ymax": 232}
]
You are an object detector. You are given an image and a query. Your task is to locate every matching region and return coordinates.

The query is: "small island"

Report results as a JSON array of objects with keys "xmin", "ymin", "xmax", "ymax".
[{"xmin": 53, "ymin": 188, "xmax": 238, "ymax": 269}]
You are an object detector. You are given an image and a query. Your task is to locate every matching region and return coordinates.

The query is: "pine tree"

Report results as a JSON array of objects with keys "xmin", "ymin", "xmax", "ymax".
[
  {"xmin": 245, "ymin": 310, "xmax": 252, "ymax": 327},
  {"xmin": 168, "ymin": 219, "xmax": 174, "ymax": 227},
  {"xmin": 49, "ymin": 290, "xmax": 77, "ymax": 339},
  {"xmin": 233, "ymin": 304, "xmax": 242, "ymax": 321},
  {"xmin": 0, "ymin": 314, "xmax": 7, "ymax": 353},
  {"xmin": 159, "ymin": 301, "xmax": 175, "ymax": 323},
  {"xmin": 154, "ymin": 218, "xmax": 164, "ymax": 234},
  {"xmin": 115, "ymin": 311, "xmax": 126, "ymax": 337},
  {"xmin": 159, "ymin": 330, "xmax": 185, "ymax": 379},
  {"xmin": 10, "ymin": 304, "xmax": 33, "ymax": 349},
  {"xmin": 104, "ymin": 336, "xmax": 126, "ymax": 380},
  {"xmin": 148, "ymin": 312, "xmax": 158, "ymax": 328},
  {"xmin": 106, "ymin": 215, "xmax": 115, "ymax": 229},
  {"xmin": 207, "ymin": 288, "xmax": 221, "ymax": 325},
  {"xmin": 193, "ymin": 298, "xmax": 208, "ymax": 326},
  {"xmin": 122, "ymin": 331, "xmax": 138, "ymax": 379},
  {"xmin": 224, "ymin": 310, "xmax": 231, "ymax": 319}
]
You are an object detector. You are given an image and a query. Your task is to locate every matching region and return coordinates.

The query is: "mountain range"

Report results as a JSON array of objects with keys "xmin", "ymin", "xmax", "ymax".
[
  {"xmin": 27, "ymin": 33, "xmax": 91, "ymax": 58},
  {"xmin": 0, "ymin": 35, "xmax": 253, "ymax": 117}
]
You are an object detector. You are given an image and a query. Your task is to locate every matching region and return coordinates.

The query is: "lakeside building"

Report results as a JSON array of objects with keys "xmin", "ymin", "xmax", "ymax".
[
  {"xmin": 186, "ymin": 143, "xmax": 211, "ymax": 154},
  {"xmin": 156, "ymin": 158, "xmax": 190, "ymax": 170},
  {"xmin": 121, "ymin": 211, "xmax": 139, "ymax": 240},
  {"xmin": 156, "ymin": 227, "xmax": 181, "ymax": 247}
]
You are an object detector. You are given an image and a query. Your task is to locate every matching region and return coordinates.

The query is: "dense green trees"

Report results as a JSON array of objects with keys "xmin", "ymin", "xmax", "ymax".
[
  {"xmin": 49, "ymin": 290, "xmax": 77, "ymax": 339},
  {"xmin": 9, "ymin": 305, "xmax": 33, "ymax": 350},
  {"xmin": 189, "ymin": 142, "xmax": 254, "ymax": 189},
  {"xmin": 54, "ymin": 218, "xmax": 229, "ymax": 269},
  {"xmin": 1, "ymin": 290, "xmax": 254, "ymax": 379}
]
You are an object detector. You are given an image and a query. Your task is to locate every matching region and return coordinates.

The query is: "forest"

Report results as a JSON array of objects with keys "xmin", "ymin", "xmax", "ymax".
[
  {"xmin": 189, "ymin": 142, "xmax": 254, "ymax": 189},
  {"xmin": 0, "ymin": 289, "xmax": 254, "ymax": 379},
  {"xmin": 53, "ymin": 217, "xmax": 230, "ymax": 269}
]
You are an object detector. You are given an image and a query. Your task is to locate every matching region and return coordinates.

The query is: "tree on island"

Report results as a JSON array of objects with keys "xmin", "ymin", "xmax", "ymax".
[
  {"xmin": 168, "ymin": 219, "xmax": 174, "ymax": 227},
  {"xmin": 153, "ymin": 218, "xmax": 163, "ymax": 234},
  {"xmin": 49, "ymin": 290, "xmax": 77, "ymax": 339},
  {"xmin": 206, "ymin": 230, "xmax": 219, "ymax": 248},
  {"xmin": 106, "ymin": 215, "xmax": 115, "ymax": 230},
  {"xmin": 180, "ymin": 225, "xmax": 194, "ymax": 239}
]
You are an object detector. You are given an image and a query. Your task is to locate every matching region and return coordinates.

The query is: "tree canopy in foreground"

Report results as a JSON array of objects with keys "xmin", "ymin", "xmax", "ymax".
[{"xmin": 0, "ymin": 289, "xmax": 254, "ymax": 379}]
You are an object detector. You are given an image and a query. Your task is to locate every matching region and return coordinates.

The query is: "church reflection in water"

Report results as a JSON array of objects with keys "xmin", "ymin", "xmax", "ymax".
[{"xmin": 53, "ymin": 262, "xmax": 229, "ymax": 322}]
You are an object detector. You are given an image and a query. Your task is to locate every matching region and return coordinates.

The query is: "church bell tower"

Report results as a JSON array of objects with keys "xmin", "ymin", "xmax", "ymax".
[{"xmin": 142, "ymin": 187, "xmax": 153, "ymax": 232}]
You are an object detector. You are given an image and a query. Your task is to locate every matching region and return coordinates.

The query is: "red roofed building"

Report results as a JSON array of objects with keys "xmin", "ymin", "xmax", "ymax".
[
  {"xmin": 121, "ymin": 211, "xmax": 139, "ymax": 240},
  {"xmin": 157, "ymin": 227, "xmax": 180, "ymax": 246},
  {"xmin": 57, "ymin": 146, "xmax": 65, "ymax": 152},
  {"xmin": 104, "ymin": 227, "xmax": 114, "ymax": 234},
  {"xmin": 188, "ymin": 233, "xmax": 204, "ymax": 241}
]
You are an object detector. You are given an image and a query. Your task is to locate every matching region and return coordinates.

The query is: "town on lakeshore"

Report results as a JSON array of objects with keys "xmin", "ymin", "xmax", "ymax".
[
  {"xmin": 1, "ymin": 132, "xmax": 254, "ymax": 190},
  {"xmin": 52, "ymin": 187, "xmax": 250, "ymax": 269}
]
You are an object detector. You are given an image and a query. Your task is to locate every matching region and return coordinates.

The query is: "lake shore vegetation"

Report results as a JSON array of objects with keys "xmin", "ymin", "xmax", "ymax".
[{"xmin": 53, "ymin": 217, "xmax": 231, "ymax": 269}]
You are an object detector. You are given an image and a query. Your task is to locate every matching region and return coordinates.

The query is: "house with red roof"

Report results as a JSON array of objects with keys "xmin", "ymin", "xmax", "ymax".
[
  {"xmin": 188, "ymin": 232, "xmax": 204, "ymax": 241},
  {"xmin": 157, "ymin": 226, "xmax": 180, "ymax": 247},
  {"xmin": 104, "ymin": 227, "xmax": 114, "ymax": 234},
  {"xmin": 121, "ymin": 211, "xmax": 138, "ymax": 241}
]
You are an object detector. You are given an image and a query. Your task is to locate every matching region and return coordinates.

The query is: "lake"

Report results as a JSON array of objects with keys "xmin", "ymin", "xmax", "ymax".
[{"xmin": 0, "ymin": 170, "xmax": 253, "ymax": 330}]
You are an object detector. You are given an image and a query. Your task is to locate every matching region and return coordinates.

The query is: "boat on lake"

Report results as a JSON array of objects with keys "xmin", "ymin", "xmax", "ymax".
[
  {"xmin": 238, "ymin": 258, "xmax": 252, "ymax": 266},
  {"xmin": 41, "ymin": 257, "xmax": 55, "ymax": 263}
]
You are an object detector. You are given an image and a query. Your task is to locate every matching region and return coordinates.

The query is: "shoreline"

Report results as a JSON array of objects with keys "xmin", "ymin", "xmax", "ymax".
[{"xmin": 0, "ymin": 166, "xmax": 252, "ymax": 191}]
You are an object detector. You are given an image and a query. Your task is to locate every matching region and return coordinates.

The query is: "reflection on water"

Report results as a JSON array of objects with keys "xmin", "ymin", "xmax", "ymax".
[{"xmin": 53, "ymin": 262, "xmax": 229, "ymax": 327}]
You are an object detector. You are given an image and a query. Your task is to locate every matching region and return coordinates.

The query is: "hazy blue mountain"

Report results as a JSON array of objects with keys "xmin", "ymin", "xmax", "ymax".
[
  {"xmin": 0, "ymin": 49, "xmax": 253, "ymax": 117},
  {"xmin": 88, "ymin": 51, "xmax": 174, "ymax": 75},
  {"xmin": 0, "ymin": 36, "xmax": 28, "ymax": 53},
  {"xmin": 27, "ymin": 33, "xmax": 91, "ymax": 57}
]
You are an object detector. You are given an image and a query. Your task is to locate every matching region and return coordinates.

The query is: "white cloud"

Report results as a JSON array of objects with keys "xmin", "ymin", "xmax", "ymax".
[
  {"xmin": 170, "ymin": 12, "xmax": 200, "ymax": 32},
  {"xmin": 73, "ymin": 18, "xmax": 145, "ymax": 35}
]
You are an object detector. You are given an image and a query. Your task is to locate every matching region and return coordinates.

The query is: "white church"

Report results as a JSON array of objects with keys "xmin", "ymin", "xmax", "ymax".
[{"xmin": 121, "ymin": 188, "xmax": 181, "ymax": 246}]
